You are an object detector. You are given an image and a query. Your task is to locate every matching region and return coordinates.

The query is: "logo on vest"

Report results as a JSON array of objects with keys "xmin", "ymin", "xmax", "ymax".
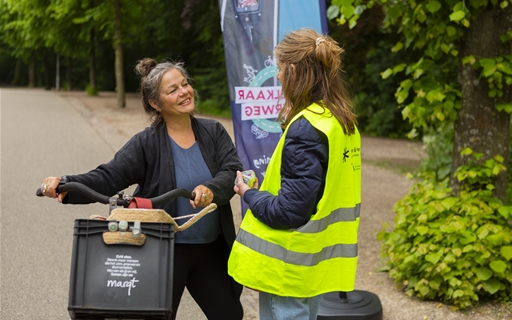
[{"xmin": 343, "ymin": 147, "xmax": 349, "ymax": 162}]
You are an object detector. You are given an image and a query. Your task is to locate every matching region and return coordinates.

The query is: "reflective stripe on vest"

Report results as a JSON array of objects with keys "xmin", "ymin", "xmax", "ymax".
[
  {"xmin": 228, "ymin": 104, "xmax": 361, "ymax": 297},
  {"xmin": 297, "ymin": 203, "xmax": 360, "ymax": 233},
  {"xmin": 236, "ymin": 229, "xmax": 358, "ymax": 266}
]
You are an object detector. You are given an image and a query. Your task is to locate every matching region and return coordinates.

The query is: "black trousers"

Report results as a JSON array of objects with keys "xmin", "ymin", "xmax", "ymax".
[{"xmin": 170, "ymin": 237, "xmax": 244, "ymax": 320}]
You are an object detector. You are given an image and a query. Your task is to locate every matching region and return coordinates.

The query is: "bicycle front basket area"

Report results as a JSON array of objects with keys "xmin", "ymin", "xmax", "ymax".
[{"xmin": 68, "ymin": 219, "xmax": 175, "ymax": 320}]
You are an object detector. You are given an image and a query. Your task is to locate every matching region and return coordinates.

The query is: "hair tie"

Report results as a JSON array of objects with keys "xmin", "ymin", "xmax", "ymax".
[{"xmin": 315, "ymin": 37, "xmax": 325, "ymax": 48}]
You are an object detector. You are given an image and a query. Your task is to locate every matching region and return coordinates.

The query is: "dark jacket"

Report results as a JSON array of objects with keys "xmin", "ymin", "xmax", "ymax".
[
  {"xmin": 64, "ymin": 116, "xmax": 243, "ymax": 252},
  {"xmin": 243, "ymin": 116, "xmax": 329, "ymax": 229}
]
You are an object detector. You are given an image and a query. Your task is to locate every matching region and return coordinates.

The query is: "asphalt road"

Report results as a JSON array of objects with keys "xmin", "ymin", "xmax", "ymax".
[{"xmin": 1, "ymin": 88, "xmax": 116, "ymax": 319}]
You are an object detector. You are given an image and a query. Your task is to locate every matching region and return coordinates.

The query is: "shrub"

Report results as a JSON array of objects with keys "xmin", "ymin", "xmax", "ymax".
[
  {"xmin": 378, "ymin": 151, "xmax": 512, "ymax": 309},
  {"xmin": 86, "ymin": 84, "xmax": 98, "ymax": 96}
]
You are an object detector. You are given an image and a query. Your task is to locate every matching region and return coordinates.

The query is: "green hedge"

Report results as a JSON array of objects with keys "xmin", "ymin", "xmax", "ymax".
[{"xmin": 378, "ymin": 151, "xmax": 512, "ymax": 309}]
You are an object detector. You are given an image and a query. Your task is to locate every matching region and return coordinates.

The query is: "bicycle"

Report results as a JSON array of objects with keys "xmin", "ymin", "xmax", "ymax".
[
  {"xmin": 37, "ymin": 181, "xmax": 217, "ymax": 320},
  {"xmin": 264, "ymin": 55, "xmax": 276, "ymax": 67}
]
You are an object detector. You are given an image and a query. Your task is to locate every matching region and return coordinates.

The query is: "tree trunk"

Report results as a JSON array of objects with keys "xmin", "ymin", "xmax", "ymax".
[
  {"xmin": 43, "ymin": 51, "xmax": 51, "ymax": 90},
  {"xmin": 113, "ymin": 0, "xmax": 125, "ymax": 108},
  {"xmin": 67, "ymin": 58, "xmax": 73, "ymax": 91},
  {"xmin": 28, "ymin": 56, "xmax": 35, "ymax": 88},
  {"xmin": 56, "ymin": 53, "xmax": 60, "ymax": 91},
  {"xmin": 89, "ymin": 28, "xmax": 98, "ymax": 95},
  {"xmin": 12, "ymin": 58, "xmax": 22, "ymax": 85},
  {"xmin": 451, "ymin": 5, "xmax": 512, "ymax": 202}
]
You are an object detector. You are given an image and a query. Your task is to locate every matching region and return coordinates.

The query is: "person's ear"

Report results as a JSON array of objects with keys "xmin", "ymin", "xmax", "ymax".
[
  {"xmin": 288, "ymin": 63, "xmax": 296, "ymax": 80},
  {"xmin": 149, "ymin": 99, "xmax": 160, "ymax": 112},
  {"xmin": 290, "ymin": 63, "xmax": 296, "ymax": 75}
]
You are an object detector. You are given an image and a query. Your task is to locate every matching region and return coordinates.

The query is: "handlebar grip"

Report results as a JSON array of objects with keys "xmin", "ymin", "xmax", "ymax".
[
  {"xmin": 36, "ymin": 182, "xmax": 112, "ymax": 204},
  {"xmin": 36, "ymin": 186, "xmax": 62, "ymax": 197},
  {"xmin": 150, "ymin": 189, "xmax": 196, "ymax": 206},
  {"xmin": 36, "ymin": 181, "xmax": 66, "ymax": 197}
]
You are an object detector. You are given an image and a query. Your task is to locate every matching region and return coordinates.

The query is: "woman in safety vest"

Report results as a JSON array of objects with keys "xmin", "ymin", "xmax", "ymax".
[{"xmin": 230, "ymin": 28, "xmax": 361, "ymax": 320}]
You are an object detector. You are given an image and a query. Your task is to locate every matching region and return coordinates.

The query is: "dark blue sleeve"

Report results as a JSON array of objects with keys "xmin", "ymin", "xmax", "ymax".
[{"xmin": 243, "ymin": 117, "xmax": 328, "ymax": 229}]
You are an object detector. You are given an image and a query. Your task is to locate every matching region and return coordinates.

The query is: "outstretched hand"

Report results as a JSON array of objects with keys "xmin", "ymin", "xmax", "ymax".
[{"xmin": 234, "ymin": 170, "xmax": 258, "ymax": 197}]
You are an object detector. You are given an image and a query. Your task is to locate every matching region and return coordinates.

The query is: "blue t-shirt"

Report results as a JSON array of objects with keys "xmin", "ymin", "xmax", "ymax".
[{"xmin": 169, "ymin": 137, "xmax": 221, "ymax": 243}]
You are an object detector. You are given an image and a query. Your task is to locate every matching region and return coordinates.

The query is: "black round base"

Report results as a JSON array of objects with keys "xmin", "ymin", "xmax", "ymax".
[{"xmin": 317, "ymin": 290, "xmax": 383, "ymax": 320}]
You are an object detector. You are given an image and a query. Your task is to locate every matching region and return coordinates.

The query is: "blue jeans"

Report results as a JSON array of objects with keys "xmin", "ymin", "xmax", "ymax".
[{"xmin": 259, "ymin": 292, "xmax": 321, "ymax": 320}]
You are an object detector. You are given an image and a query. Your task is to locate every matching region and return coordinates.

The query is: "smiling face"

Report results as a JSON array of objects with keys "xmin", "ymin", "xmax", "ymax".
[{"xmin": 150, "ymin": 68, "xmax": 195, "ymax": 119}]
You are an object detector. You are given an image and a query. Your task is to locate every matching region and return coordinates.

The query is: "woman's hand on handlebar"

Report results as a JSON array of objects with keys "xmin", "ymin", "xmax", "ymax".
[
  {"xmin": 41, "ymin": 176, "xmax": 67, "ymax": 203},
  {"xmin": 191, "ymin": 184, "xmax": 214, "ymax": 209}
]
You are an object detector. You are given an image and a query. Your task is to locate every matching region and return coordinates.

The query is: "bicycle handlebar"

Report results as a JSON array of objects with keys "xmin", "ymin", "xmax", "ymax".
[{"xmin": 36, "ymin": 182, "xmax": 196, "ymax": 207}]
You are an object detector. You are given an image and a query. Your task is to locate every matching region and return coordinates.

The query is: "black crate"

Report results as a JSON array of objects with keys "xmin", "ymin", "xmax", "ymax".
[{"xmin": 68, "ymin": 219, "xmax": 175, "ymax": 320}]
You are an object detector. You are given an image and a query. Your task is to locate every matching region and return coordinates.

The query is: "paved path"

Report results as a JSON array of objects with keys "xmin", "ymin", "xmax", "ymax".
[
  {"xmin": 3, "ymin": 88, "xmax": 510, "ymax": 320},
  {"xmin": 1, "ymin": 88, "xmax": 119, "ymax": 319}
]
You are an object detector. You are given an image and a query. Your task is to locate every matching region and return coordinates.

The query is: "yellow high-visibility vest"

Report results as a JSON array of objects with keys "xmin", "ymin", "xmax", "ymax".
[{"xmin": 228, "ymin": 103, "xmax": 361, "ymax": 297}]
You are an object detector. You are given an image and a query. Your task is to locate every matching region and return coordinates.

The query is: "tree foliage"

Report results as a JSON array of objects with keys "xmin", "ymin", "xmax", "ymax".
[
  {"xmin": 0, "ymin": 0, "xmax": 228, "ymax": 112},
  {"xmin": 327, "ymin": 5, "xmax": 416, "ymax": 137},
  {"xmin": 329, "ymin": 0, "xmax": 511, "ymax": 136}
]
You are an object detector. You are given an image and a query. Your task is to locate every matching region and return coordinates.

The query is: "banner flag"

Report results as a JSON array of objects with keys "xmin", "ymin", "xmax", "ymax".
[{"xmin": 219, "ymin": 0, "xmax": 328, "ymax": 215}]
